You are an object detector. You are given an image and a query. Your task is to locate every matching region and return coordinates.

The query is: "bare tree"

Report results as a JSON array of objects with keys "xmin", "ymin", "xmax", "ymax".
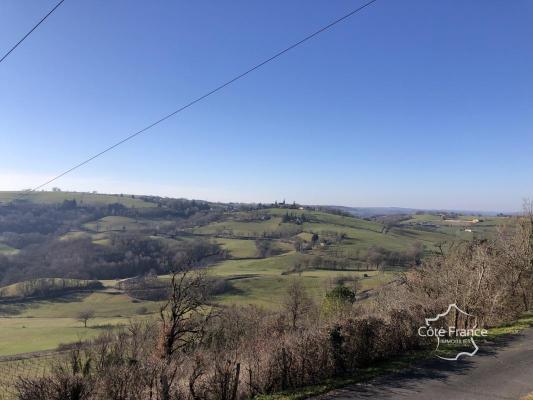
[
  {"xmin": 255, "ymin": 240, "xmax": 273, "ymax": 258},
  {"xmin": 156, "ymin": 269, "xmax": 211, "ymax": 400},
  {"xmin": 77, "ymin": 309, "xmax": 95, "ymax": 328},
  {"xmin": 283, "ymin": 278, "xmax": 312, "ymax": 330}
]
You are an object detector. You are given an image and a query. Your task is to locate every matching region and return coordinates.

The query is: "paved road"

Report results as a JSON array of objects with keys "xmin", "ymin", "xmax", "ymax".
[{"xmin": 318, "ymin": 329, "xmax": 533, "ymax": 400}]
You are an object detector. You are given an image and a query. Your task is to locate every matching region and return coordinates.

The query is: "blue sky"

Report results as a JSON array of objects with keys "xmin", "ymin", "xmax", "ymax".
[{"xmin": 0, "ymin": 0, "xmax": 531, "ymax": 211}]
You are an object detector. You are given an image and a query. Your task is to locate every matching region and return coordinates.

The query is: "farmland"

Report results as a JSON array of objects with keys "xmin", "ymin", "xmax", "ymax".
[
  {"xmin": 0, "ymin": 191, "xmax": 518, "ymax": 399},
  {"xmin": 0, "ymin": 268, "xmax": 391, "ymax": 355},
  {"xmin": 0, "ymin": 192, "xmax": 511, "ymax": 372},
  {"xmin": 0, "ymin": 282, "xmax": 161, "ymax": 356},
  {"xmin": 0, "ymin": 191, "xmax": 155, "ymax": 208}
]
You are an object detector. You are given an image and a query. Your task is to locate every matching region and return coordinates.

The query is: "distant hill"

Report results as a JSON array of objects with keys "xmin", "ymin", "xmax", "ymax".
[
  {"xmin": 0, "ymin": 190, "xmax": 157, "ymax": 208},
  {"xmin": 328, "ymin": 206, "xmax": 505, "ymax": 218}
]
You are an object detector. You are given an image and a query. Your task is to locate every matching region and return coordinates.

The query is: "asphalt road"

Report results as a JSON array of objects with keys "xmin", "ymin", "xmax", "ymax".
[{"xmin": 318, "ymin": 329, "xmax": 533, "ymax": 400}]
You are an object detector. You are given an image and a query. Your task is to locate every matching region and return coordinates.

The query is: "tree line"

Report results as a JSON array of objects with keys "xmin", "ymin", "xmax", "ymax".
[
  {"xmin": 0, "ymin": 200, "xmax": 224, "ymax": 286},
  {"xmin": 0, "ymin": 233, "xmax": 223, "ymax": 286}
]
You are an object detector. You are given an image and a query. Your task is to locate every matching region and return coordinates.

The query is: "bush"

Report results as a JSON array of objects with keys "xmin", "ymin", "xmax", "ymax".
[{"xmin": 136, "ymin": 306, "xmax": 148, "ymax": 315}]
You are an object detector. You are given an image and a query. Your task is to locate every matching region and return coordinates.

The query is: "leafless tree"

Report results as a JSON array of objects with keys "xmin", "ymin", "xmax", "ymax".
[
  {"xmin": 77, "ymin": 309, "xmax": 95, "ymax": 328},
  {"xmin": 156, "ymin": 268, "xmax": 211, "ymax": 400},
  {"xmin": 283, "ymin": 278, "xmax": 312, "ymax": 330}
]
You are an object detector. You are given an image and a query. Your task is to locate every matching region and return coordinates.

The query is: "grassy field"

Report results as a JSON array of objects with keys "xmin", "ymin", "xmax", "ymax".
[
  {"xmin": 2, "ymin": 291, "xmax": 160, "ymax": 319},
  {"xmin": 0, "ymin": 317, "xmax": 125, "ymax": 356},
  {"xmin": 0, "ymin": 286, "xmax": 162, "ymax": 356},
  {"xmin": 83, "ymin": 215, "xmax": 150, "ymax": 232},
  {"xmin": 400, "ymin": 213, "xmax": 510, "ymax": 238},
  {"xmin": 194, "ymin": 217, "xmax": 284, "ymax": 237},
  {"xmin": 214, "ymin": 237, "xmax": 260, "ymax": 259},
  {"xmin": 195, "ymin": 209, "xmax": 509, "ymax": 262},
  {"xmin": 0, "ymin": 191, "xmax": 156, "ymax": 208},
  {"xmin": 207, "ymin": 251, "xmax": 395, "ymax": 308},
  {"xmin": 0, "ymin": 259, "xmax": 393, "ymax": 355},
  {"xmin": 214, "ymin": 271, "xmax": 393, "ymax": 308}
]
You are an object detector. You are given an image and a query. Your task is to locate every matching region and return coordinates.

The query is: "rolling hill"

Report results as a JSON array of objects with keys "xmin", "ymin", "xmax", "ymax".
[{"xmin": 0, "ymin": 191, "xmax": 511, "ymax": 356}]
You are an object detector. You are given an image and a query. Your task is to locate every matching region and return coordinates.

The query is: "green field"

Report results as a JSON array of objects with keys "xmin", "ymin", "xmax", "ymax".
[
  {"xmin": 0, "ymin": 268, "xmax": 393, "ymax": 355},
  {"xmin": 400, "ymin": 213, "xmax": 509, "ymax": 238},
  {"xmin": 214, "ymin": 271, "xmax": 393, "ymax": 308},
  {"xmin": 215, "ymin": 238, "xmax": 260, "ymax": 258},
  {"xmin": 83, "ymin": 215, "xmax": 152, "ymax": 233},
  {"xmin": 194, "ymin": 208, "xmax": 461, "ymax": 261},
  {"xmin": 194, "ymin": 217, "xmax": 284, "ymax": 237},
  {"xmin": 0, "ymin": 191, "xmax": 156, "ymax": 208},
  {"xmin": 0, "ymin": 287, "xmax": 161, "ymax": 356},
  {"xmin": 0, "ymin": 317, "xmax": 124, "ymax": 356},
  {"xmin": 206, "ymin": 251, "xmax": 396, "ymax": 308}
]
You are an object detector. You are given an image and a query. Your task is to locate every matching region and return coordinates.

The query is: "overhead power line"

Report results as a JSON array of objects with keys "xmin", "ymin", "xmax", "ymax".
[
  {"xmin": 28, "ymin": 0, "xmax": 378, "ymax": 192},
  {"xmin": 0, "ymin": 0, "xmax": 67, "ymax": 65}
]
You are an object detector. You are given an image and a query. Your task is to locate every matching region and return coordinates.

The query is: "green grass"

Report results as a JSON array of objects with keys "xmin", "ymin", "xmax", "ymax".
[
  {"xmin": 0, "ymin": 317, "xmax": 127, "ymax": 356},
  {"xmin": 0, "ymin": 191, "xmax": 155, "ymax": 208},
  {"xmin": 485, "ymin": 312, "xmax": 533, "ymax": 338},
  {"xmin": 195, "ymin": 208, "xmax": 495, "ymax": 264},
  {"xmin": 215, "ymin": 271, "xmax": 392, "ymax": 309},
  {"xmin": 209, "ymin": 252, "xmax": 303, "ymax": 276},
  {"xmin": 214, "ymin": 237, "xmax": 293, "ymax": 259},
  {"xmin": 266, "ymin": 209, "xmax": 383, "ymax": 232},
  {"xmin": 400, "ymin": 214, "xmax": 511, "ymax": 239},
  {"xmin": 194, "ymin": 217, "xmax": 284, "ymax": 237},
  {"xmin": 0, "ymin": 288, "xmax": 162, "ymax": 356},
  {"xmin": 208, "ymin": 253, "xmax": 395, "ymax": 308},
  {"xmin": 1, "ymin": 290, "xmax": 162, "ymax": 319},
  {"xmin": 83, "ymin": 216, "xmax": 149, "ymax": 232},
  {"xmin": 215, "ymin": 238, "xmax": 260, "ymax": 259}
]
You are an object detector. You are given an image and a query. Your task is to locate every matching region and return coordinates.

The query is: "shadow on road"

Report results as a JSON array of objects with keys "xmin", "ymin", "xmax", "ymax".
[{"xmin": 322, "ymin": 331, "xmax": 529, "ymax": 399}]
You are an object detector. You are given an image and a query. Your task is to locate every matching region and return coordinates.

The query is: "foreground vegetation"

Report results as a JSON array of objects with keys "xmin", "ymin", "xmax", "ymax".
[
  {"xmin": 5, "ymin": 208, "xmax": 531, "ymax": 400},
  {"xmin": 256, "ymin": 311, "xmax": 533, "ymax": 400},
  {"xmin": 0, "ymin": 191, "xmax": 526, "ymax": 399}
]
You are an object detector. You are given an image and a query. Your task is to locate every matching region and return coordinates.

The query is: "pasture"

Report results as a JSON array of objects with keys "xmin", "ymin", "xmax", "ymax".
[
  {"xmin": 0, "ymin": 191, "xmax": 155, "ymax": 208},
  {"xmin": 0, "ymin": 258, "xmax": 394, "ymax": 356},
  {"xmin": 0, "ymin": 286, "xmax": 161, "ymax": 356},
  {"xmin": 208, "ymin": 252, "xmax": 396, "ymax": 307}
]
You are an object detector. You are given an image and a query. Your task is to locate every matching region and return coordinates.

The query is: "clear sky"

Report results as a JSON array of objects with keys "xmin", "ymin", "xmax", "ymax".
[{"xmin": 1, "ymin": 1, "xmax": 532, "ymax": 211}]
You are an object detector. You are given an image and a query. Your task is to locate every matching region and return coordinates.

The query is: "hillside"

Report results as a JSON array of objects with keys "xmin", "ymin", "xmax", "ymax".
[
  {"xmin": 0, "ymin": 191, "xmax": 511, "ymax": 356},
  {"xmin": 0, "ymin": 191, "xmax": 157, "ymax": 208}
]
